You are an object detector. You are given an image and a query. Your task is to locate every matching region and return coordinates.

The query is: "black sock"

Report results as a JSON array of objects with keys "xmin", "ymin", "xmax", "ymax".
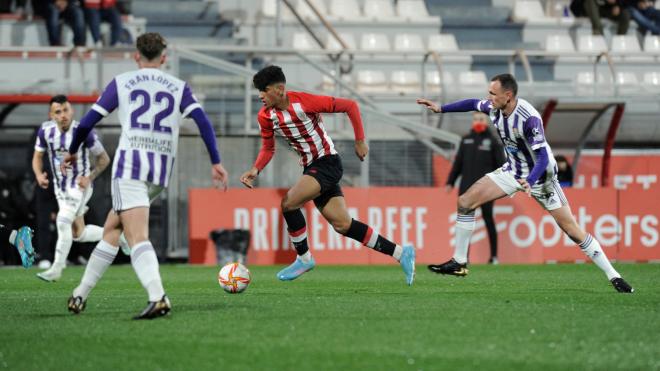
[
  {"xmin": 283, "ymin": 209, "xmax": 309, "ymax": 255},
  {"xmin": 344, "ymin": 219, "xmax": 395, "ymax": 256}
]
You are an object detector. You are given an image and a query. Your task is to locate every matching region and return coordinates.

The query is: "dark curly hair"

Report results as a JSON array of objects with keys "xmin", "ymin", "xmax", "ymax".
[
  {"xmin": 253, "ymin": 65, "xmax": 286, "ymax": 91},
  {"xmin": 136, "ymin": 33, "xmax": 167, "ymax": 61}
]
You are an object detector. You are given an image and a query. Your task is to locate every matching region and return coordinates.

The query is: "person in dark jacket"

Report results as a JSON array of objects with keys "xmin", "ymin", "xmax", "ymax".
[
  {"xmin": 570, "ymin": 0, "xmax": 631, "ymax": 35},
  {"xmin": 555, "ymin": 155, "xmax": 574, "ymax": 187},
  {"xmin": 442, "ymin": 112, "xmax": 506, "ymax": 264}
]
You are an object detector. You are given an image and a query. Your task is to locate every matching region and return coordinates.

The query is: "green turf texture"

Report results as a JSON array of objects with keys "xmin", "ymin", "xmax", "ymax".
[{"xmin": 1, "ymin": 263, "xmax": 658, "ymax": 371}]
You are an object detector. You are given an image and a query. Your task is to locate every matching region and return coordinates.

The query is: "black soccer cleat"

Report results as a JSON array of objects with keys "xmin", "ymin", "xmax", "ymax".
[
  {"xmin": 428, "ymin": 258, "xmax": 469, "ymax": 277},
  {"xmin": 67, "ymin": 296, "xmax": 86, "ymax": 314},
  {"xmin": 133, "ymin": 295, "xmax": 171, "ymax": 320},
  {"xmin": 610, "ymin": 277, "xmax": 634, "ymax": 293}
]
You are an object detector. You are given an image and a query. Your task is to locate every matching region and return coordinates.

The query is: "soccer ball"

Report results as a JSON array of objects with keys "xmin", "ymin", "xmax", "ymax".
[{"xmin": 218, "ymin": 262, "xmax": 251, "ymax": 294}]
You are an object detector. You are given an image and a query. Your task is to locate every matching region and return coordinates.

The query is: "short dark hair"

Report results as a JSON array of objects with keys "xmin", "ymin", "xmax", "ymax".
[
  {"xmin": 253, "ymin": 65, "xmax": 286, "ymax": 91},
  {"xmin": 49, "ymin": 94, "xmax": 68, "ymax": 106},
  {"xmin": 136, "ymin": 33, "xmax": 167, "ymax": 61},
  {"xmin": 491, "ymin": 73, "xmax": 518, "ymax": 96}
]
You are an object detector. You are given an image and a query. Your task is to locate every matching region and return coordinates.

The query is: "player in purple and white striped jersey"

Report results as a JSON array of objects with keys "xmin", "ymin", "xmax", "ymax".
[
  {"xmin": 62, "ymin": 33, "xmax": 229, "ymax": 319},
  {"xmin": 32, "ymin": 95, "xmax": 111, "ymax": 282},
  {"xmin": 417, "ymin": 73, "xmax": 633, "ymax": 293}
]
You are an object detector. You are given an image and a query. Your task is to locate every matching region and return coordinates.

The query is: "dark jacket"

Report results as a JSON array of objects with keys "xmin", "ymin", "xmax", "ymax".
[{"xmin": 447, "ymin": 129, "xmax": 506, "ymax": 195}]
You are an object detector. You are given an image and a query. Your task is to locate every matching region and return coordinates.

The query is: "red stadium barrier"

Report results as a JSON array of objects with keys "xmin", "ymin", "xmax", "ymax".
[{"xmin": 188, "ymin": 186, "xmax": 659, "ymax": 265}]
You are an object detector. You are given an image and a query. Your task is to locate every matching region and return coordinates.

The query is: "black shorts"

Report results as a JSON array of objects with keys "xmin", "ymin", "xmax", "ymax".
[{"xmin": 303, "ymin": 154, "xmax": 344, "ymax": 209}]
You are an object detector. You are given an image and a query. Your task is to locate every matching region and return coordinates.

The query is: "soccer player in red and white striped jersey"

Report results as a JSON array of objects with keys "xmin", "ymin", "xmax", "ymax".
[{"xmin": 240, "ymin": 66, "xmax": 415, "ymax": 285}]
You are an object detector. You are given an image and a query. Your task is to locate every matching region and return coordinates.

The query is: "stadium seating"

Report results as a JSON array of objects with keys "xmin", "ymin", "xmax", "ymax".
[
  {"xmin": 292, "ymin": 32, "xmax": 319, "ymax": 50},
  {"xmin": 545, "ymin": 33, "xmax": 575, "ymax": 52},
  {"xmin": 360, "ymin": 33, "xmax": 391, "ymax": 52},
  {"xmin": 644, "ymin": 35, "xmax": 660, "ymax": 53},
  {"xmin": 329, "ymin": 0, "xmax": 363, "ymax": 21},
  {"xmin": 363, "ymin": 0, "xmax": 396, "ymax": 20},
  {"xmin": 577, "ymin": 35, "xmax": 608, "ymax": 53},
  {"xmin": 427, "ymin": 34, "xmax": 472, "ymax": 64},
  {"xmin": 513, "ymin": 0, "xmax": 553, "ymax": 23},
  {"xmin": 396, "ymin": 0, "xmax": 432, "ymax": 20},
  {"xmin": 356, "ymin": 70, "xmax": 388, "ymax": 93},
  {"xmin": 296, "ymin": 0, "xmax": 327, "ymax": 21},
  {"xmin": 614, "ymin": 72, "xmax": 640, "ymax": 95},
  {"xmin": 642, "ymin": 72, "xmax": 660, "ymax": 93},
  {"xmin": 326, "ymin": 32, "xmax": 357, "ymax": 50},
  {"xmin": 425, "ymin": 70, "xmax": 454, "ymax": 94},
  {"xmin": 458, "ymin": 71, "xmax": 488, "ymax": 95},
  {"xmin": 393, "ymin": 34, "xmax": 425, "ymax": 53},
  {"xmin": 390, "ymin": 70, "xmax": 420, "ymax": 93}
]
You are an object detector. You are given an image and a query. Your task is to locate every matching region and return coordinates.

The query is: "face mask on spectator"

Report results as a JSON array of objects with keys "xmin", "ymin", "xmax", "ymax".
[{"xmin": 472, "ymin": 121, "xmax": 488, "ymax": 133}]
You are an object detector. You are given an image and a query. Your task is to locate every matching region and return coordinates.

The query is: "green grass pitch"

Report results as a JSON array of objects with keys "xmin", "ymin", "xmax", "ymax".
[{"xmin": 1, "ymin": 264, "xmax": 659, "ymax": 371}]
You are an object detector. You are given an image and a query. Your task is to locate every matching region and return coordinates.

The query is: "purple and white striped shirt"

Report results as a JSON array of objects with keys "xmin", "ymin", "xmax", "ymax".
[
  {"xmin": 34, "ymin": 120, "xmax": 104, "ymax": 193},
  {"xmin": 90, "ymin": 68, "xmax": 206, "ymax": 188},
  {"xmin": 442, "ymin": 98, "xmax": 557, "ymax": 182}
]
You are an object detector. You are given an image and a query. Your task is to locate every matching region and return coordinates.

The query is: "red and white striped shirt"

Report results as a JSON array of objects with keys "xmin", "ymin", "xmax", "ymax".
[{"xmin": 254, "ymin": 91, "xmax": 365, "ymax": 170}]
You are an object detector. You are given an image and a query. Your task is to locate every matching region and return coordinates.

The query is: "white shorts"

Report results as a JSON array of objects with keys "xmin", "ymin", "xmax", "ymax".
[
  {"xmin": 55, "ymin": 186, "xmax": 93, "ymax": 220},
  {"xmin": 486, "ymin": 167, "xmax": 568, "ymax": 211},
  {"xmin": 111, "ymin": 178, "xmax": 164, "ymax": 212}
]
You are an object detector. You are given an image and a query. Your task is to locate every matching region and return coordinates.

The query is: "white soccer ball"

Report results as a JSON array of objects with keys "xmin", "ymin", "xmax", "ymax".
[{"xmin": 218, "ymin": 262, "xmax": 251, "ymax": 294}]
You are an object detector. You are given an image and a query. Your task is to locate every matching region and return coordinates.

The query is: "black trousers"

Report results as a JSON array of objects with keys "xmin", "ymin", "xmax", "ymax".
[{"xmin": 481, "ymin": 201, "xmax": 498, "ymax": 259}]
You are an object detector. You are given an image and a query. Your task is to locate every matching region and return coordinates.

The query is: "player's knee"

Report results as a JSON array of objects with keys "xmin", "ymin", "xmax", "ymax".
[
  {"xmin": 281, "ymin": 195, "xmax": 296, "ymax": 212},
  {"xmin": 457, "ymin": 195, "xmax": 476, "ymax": 214},
  {"xmin": 331, "ymin": 219, "xmax": 351, "ymax": 235}
]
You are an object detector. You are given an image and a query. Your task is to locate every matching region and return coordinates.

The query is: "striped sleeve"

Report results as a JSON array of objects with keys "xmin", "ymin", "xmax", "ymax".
[
  {"xmin": 523, "ymin": 116, "xmax": 546, "ymax": 150},
  {"xmin": 34, "ymin": 126, "xmax": 47, "ymax": 152},
  {"xmin": 92, "ymin": 79, "xmax": 118, "ymax": 117},
  {"xmin": 180, "ymin": 83, "xmax": 202, "ymax": 118},
  {"xmin": 85, "ymin": 129, "xmax": 106, "ymax": 156}
]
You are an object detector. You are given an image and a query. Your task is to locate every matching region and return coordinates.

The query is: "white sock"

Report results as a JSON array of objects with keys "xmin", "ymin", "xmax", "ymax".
[
  {"xmin": 53, "ymin": 216, "xmax": 73, "ymax": 268},
  {"xmin": 392, "ymin": 245, "xmax": 403, "ymax": 261},
  {"xmin": 73, "ymin": 240, "xmax": 118, "ymax": 300},
  {"xmin": 453, "ymin": 213, "xmax": 475, "ymax": 264},
  {"xmin": 73, "ymin": 225, "xmax": 104, "ymax": 243},
  {"xmin": 579, "ymin": 234, "xmax": 620, "ymax": 280},
  {"xmin": 131, "ymin": 241, "xmax": 165, "ymax": 302},
  {"xmin": 299, "ymin": 250, "xmax": 312, "ymax": 264},
  {"xmin": 9, "ymin": 230, "xmax": 17, "ymax": 246}
]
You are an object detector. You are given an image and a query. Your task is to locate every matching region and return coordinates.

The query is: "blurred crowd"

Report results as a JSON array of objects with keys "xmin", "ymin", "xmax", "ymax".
[{"xmin": 0, "ymin": 0, "xmax": 133, "ymax": 47}]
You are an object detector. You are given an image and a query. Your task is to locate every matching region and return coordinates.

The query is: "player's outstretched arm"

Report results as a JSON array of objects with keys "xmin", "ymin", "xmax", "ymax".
[
  {"xmin": 416, "ymin": 98, "xmax": 441, "ymax": 113},
  {"xmin": 417, "ymin": 98, "xmax": 490, "ymax": 114}
]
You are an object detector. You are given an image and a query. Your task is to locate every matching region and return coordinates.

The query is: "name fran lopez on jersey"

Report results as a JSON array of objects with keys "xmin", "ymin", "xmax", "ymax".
[{"xmin": 123, "ymin": 73, "xmax": 180, "ymax": 94}]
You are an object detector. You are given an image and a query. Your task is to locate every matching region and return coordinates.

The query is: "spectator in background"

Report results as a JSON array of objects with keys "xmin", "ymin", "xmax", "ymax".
[
  {"xmin": 438, "ymin": 112, "xmax": 506, "ymax": 265},
  {"xmin": 115, "ymin": 0, "xmax": 129, "ymax": 15},
  {"xmin": 38, "ymin": 0, "xmax": 86, "ymax": 46},
  {"xmin": 571, "ymin": 0, "xmax": 631, "ymax": 35},
  {"xmin": 0, "ymin": 0, "xmax": 26, "ymax": 17},
  {"xmin": 83, "ymin": 0, "xmax": 122, "ymax": 47},
  {"xmin": 555, "ymin": 155, "xmax": 574, "ymax": 187},
  {"xmin": 625, "ymin": 0, "xmax": 660, "ymax": 34}
]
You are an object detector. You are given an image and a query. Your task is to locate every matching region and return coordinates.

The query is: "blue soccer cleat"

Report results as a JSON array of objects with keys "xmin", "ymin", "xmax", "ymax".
[
  {"xmin": 13, "ymin": 227, "xmax": 35, "ymax": 269},
  {"xmin": 400, "ymin": 245, "xmax": 416, "ymax": 286},
  {"xmin": 277, "ymin": 255, "xmax": 315, "ymax": 281}
]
